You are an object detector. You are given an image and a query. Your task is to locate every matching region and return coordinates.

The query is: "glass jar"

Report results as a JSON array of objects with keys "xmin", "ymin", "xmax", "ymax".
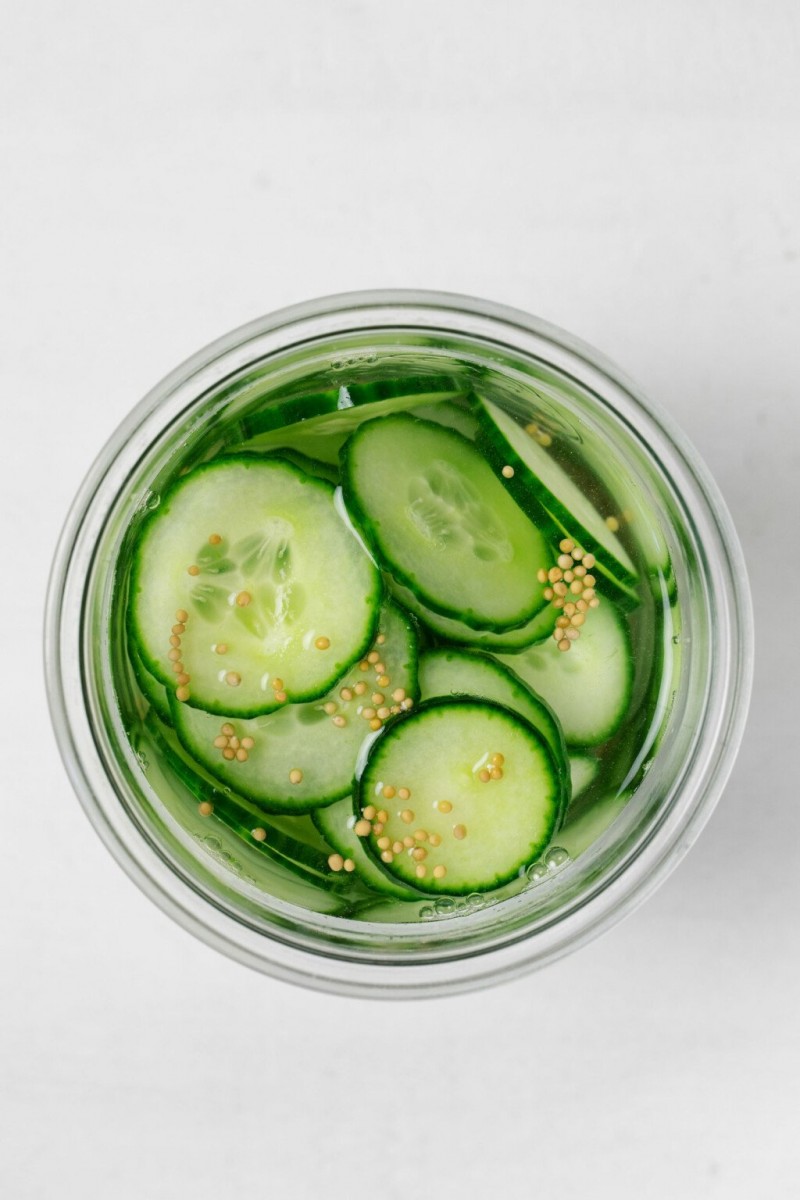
[{"xmin": 45, "ymin": 291, "xmax": 752, "ymax": 998}]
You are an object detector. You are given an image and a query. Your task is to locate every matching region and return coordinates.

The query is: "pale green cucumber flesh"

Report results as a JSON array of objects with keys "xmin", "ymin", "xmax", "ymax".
[
  {"xmin": 241, "ymin": 387, "xmax": 467, "ymax": 464},
  {"xmin": 391, "ymin": 581, "xmax": 555, "ymax": 652},
  {"xmin": 130, "ymin": 456, "xmax": 381, "ymax": 717},
  {"xmin": 342, "ymin": 414, "xmax": 551, "ymax": 631},
  {"xmin": 355, "ymin": 698, "xmax": 561, "ymax": 895},
  {"xmin": 568, "ymin": 753, "xmax": 601, "ymax": 803},
  {"xmin": 498, "ymin": 601, "xmax": 633, "ymax": 747},
  {"xmin": 169, "ymin": 601, "xmax": 418, "ymax": 812},
  {"xmin": 474, "ymin": 395, "xmax": 639, "ymax": 591},
  {"xmin": 145, "ymin": 712, "xmax": 361, "ymax": 895},
  {"xmin": 312, "ymin": 798, "xmax": 421, "ymax": 900},
  {"xmin": 418, "ymin": 647, "xmax": 569, "ymax": 818}
]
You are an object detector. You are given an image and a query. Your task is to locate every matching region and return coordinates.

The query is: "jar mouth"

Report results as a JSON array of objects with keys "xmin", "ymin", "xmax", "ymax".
[{"xmin": 45, "ymin": 289, "xmax": 753, "ymax": 999}]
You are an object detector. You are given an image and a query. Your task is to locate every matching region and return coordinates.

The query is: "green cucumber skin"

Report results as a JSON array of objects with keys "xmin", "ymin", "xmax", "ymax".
[
  {"xmin": 241, "ymin": 376, "xmax": 465, "ymax": 439},
  {"xmin": 418, "ymin": 647, "xmax": 570, "ymax": 822},
  {"xmin": 311, "ymin": 800, "xmax": 422, "ymax": 901},
  {"xmin": 472, "ymin": 396, "xmax": 640, "ymax": 605},
  {"xmin": 128, "ymin": 454, "xmax": 383, "ymax": 719},
  {"xmin": 146, "ymin": 714, "xmax": 360, "ymax": 892},
  {"xmin": 354, "ymin": 697, "xmax": 562, "ymax": 896},
  {"xmin": 167, "ymin": 600, "xmax": 419, "ymax": 815},
  {"xmin": 131, "ymin": 649, "xmax": 172, "ymax": 724},
  {"xmin": 390, "ymin": 581, "xmax": 556, "ymax": 654},
  {"xmin": 341, "ymin": 414, "xmax": 552, "ymax": 634},
  {"xmin": 499, "ymin": 601, "xmax": 634, "ymax": 749},
  {"xmin": 234, "ymin": 447, "xmax": 340, "ymax": 485}
]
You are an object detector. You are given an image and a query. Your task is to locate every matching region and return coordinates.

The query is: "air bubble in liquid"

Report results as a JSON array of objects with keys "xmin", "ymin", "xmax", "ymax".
[
  {"xmin": 419, "ymin": 906, "xmax": 435, "ymax": 920},
  {"xmin": 135, "ymin": 750, "xmax": 149, "ymax": 771},
  {"xmin": 526, "ymin": 861, "xmax": 549, "ymax": 884},
  {"xmin": 434, "ymin": 898, "xmax": 456, "ymax": 916},
  {"xmin": 465, "ymin": 893, "xmax": 485, "ymax": 910},
  {"xmin": 544, "ymin": 846, "xmax": 570, "ymax": 871}
]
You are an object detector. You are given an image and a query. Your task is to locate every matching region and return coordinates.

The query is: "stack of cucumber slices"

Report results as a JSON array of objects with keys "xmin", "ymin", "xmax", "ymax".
[{"xmin": 126, "ymin": 382, "xmax": 637, "ymax": 903}]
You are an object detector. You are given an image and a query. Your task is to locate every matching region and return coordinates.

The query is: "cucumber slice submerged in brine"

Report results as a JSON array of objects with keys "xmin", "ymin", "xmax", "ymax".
[
  {"xmin": 342, "ymin": 414, "xmax": 552, "ymax": 632},
  {"xmin": 129, "ymin": 456, "xmax": 382, "ymax": 717}
]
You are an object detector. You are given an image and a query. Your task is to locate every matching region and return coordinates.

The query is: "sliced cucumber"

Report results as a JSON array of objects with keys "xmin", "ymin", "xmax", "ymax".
[
  {"xmin": 342, "ymin": 414, "xmax": 551, "ymax": 631},
  {"xmin": 145, "ymin": 713, "xmax": 359, "ymax": 894},
  {"xmin": 131, "ymin": 648, "xmax": 172, "ymax": 724},
  {"xmin": 474, "ymin": 395, "xmax": 639, "ymax": 603},
  {"xmin": 391, "ymin": 581, "xmax": 555, "ymax": 652},
  {"xmin": 312, "ymin": 798, "xmax": 421, "ymax": 900},
  {"xmin": 241, "ymin": 375, "xmax": 465, "ymax": 438},
  {"xmin": 498, "ymin": 600, "xmax": 633, "ymax": 747},
  {"xmin": 355, "ymin": 698, "xmax": 562, "ymax": 895},
  {"xmin": 238, "ymin": 447, "xmax": 339, "ymax": 485},
  {"xmin": 418, "ymin": 647, "xmax": 569, "ymax": 817},
  {"xmin": 129, "ymin": 456, "xmax": 381, "ymax": 717},
  {"xmin": 569, "ymin": 753, "xmax": 600, "ymax": 803},
  {"xmin": 242, "ymin": 385, "xmax": 467, "ymax": 465},
  {"xmin": 169, "ymin": 601, "xmax": 418, "ymax": 812}
]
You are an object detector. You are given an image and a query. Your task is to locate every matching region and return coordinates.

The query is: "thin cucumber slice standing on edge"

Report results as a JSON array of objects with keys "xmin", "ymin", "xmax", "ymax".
[
  {"xmin": 241, "ymin": 383, "xmax": 468, "ymax": 464},
  {"xmin": 312, "ymin": 798, "xmax": 422, "ymax": 900},
  {"xmin": 341, "ymin": 414, "xmax": 552, "ymax": 632},
  {"xmin": 354, "ymin": 698, "xmax": 562, "ymax": 896},
  {"xmin": 474, "ymin": 395, "xmax": 640, "ymax": 608},
  {"xmin": 169, "ymin": 602, "xmax": 418, "ymax": 813},
  {"xmin": 129, "ymin": 456, "xmax": 382, "ymax": 717},
  {"xmin": 497, "ymin": 600, "xmax": 633, "ymax": 747},
  {"xmin": 130, "ymin": 647, "xmax": 172, "ymax": 724},
  {"xmin": 418, "ymin": 647, "xmax": 570, "ymax": 820}
]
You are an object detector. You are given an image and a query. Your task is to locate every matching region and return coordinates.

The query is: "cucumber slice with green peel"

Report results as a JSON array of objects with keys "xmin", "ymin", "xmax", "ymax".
[
  {"xmin": 242, "ymin": 386, "xmax": 467, "ymax": 464},
  {"xmin": 169, "ymin": 601, "xmax": 418, "ymax": 813},
  {"xmin": 355, "ymin": 698, "xmax": 562, "ymax": 895},
  {"xmin": 145, "ymin": 713, "xmax": 360, "ymax": 893},
  {"xmin": 498, "ymin": 601, "xmax": 633, "ymax": 747},
  {"xmin": 569, "ymin": 753, "xmax": 600, "ymax": 803},
  {"xmin": 129, "ymin": 456, "xmax": 382, "ymax": 717},
  {"xmin": 474, "ymin": 395, "xmax": 639, "ymax": 596},
  {"xmin": 131, "ymin": 648, "xmax": 172, "ymax": 723},
  {"xmin": 257, "ymin": 812, "xmax": 337, "ymax": 856},
  {"xmin": 342, "ymin": 414, "xmax": 552, "ymax": 632},
  {"xmin": 241, "ymin": 375, "xmax": 466, "ymax": 438},
  {"xmin": 391, "ymin": 581, "xmax": 555, "ymax": 652},
  {"xmin": 237, "ymin": 447, "xmax": 340, "ymax": 485},
  {"xmin": 312, "ymin": 798, "xmax": 421, "ymax": 900},
  {"xmin": 418, "ymin": 647, "xmax": 569, "ymax": 817}
]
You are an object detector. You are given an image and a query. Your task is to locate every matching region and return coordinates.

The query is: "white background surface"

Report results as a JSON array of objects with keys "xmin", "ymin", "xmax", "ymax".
[{"xmin": 2, "ymin": 3, "xmax": 798, "ymax": 1197}]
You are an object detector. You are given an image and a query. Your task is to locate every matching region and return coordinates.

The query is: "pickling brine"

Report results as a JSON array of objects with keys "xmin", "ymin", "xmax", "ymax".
[{"xmin": 112, "ymin": 360, "xmax": 675, "ymax": 920}]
